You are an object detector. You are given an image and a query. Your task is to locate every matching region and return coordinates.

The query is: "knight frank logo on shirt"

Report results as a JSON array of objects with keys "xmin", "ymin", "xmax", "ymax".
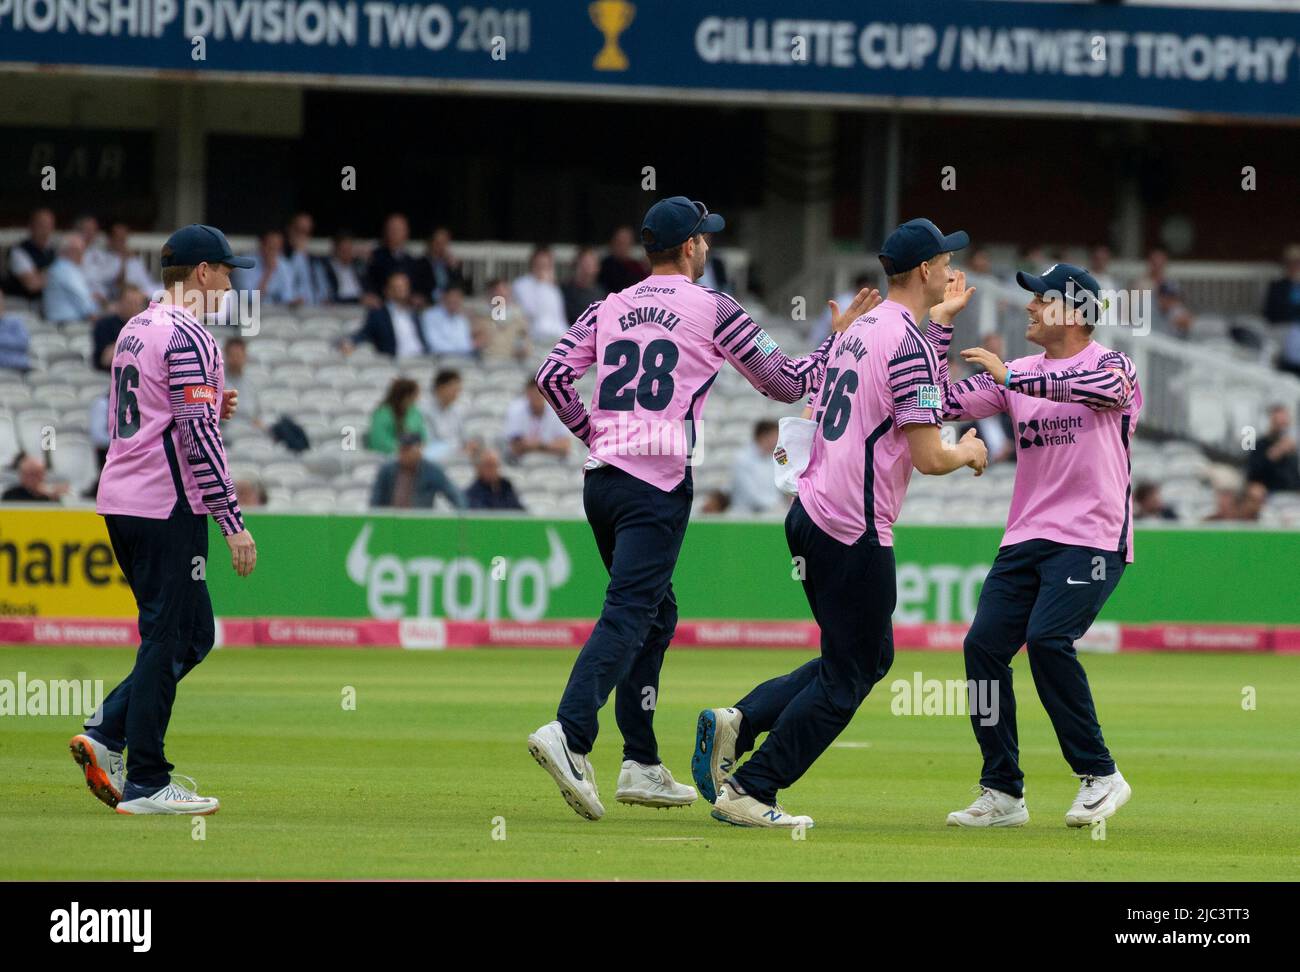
[
  {"xmin": 1018, "ymin": 415, "xmax": 1084, "ymax": 450},
  {"xmin": 50, "ymin": 902, "xmax": 151, "ymax": 952}
]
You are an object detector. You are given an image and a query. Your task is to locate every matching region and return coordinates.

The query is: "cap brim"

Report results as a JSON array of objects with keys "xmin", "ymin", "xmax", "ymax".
[
  {"xmin": 1016, "ymin": 270, "xmax": 1049, "ymax": 294},
  {"xmin": 700, "ymin": 213, "xmax": 725, "ymax": 234},
  {"xmin": 940, "ymin": 229, "xmax": 969, "ymax": 253},
  {"xmin": 226, "ymin": 256, "xmax": 256, "ymax": 269}
]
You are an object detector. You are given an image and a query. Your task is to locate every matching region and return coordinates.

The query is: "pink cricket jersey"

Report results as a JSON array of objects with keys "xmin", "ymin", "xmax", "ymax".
[
  {"xmin": 96, "ymin": 301, "xmax": 244, "ymax": 536},
  {"xmin": 796, "ymin": 299, "xmax": 945, "ymax": 546},
  {"xmin": 536, "ymin": 274, "xmax": 831, "ymax": 492},
  {"xmin": 929, "ymin": 325, "xmax": 1141, "ymax": 562}
]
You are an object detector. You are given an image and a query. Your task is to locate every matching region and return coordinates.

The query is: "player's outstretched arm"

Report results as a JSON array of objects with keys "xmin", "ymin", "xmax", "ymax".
[
  {"xmin": 535, "ymin": 300, "xmax": 600, "ymax": 444},
  {"xmin": 961, "ymin": 347, "xmax": 1136, "ymax": 411}
]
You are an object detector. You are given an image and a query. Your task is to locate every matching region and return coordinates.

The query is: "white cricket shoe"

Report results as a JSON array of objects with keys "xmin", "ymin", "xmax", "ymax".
[
  {"xmin": 692, "ymin": 707, "xmax": 743, "ymax": 804},
  {"xmin": 709, "ymin": 780, "xmax": 814, "ymax": 829},
  {"xmin": 946, "ymin": 786, "xmax": 1029, "ymax": 828},
  {"xmin": 616, "ymin": 761, "xmax": 697, "ymax": 808},
  {"xmin": 115, "ymin": 775, "xmax": 219, "ymax": 816},
  {"xmin": 1065, "ymin": 770, "xmax": 1131, "ymax": 828},
  {"xmin": 69, "ymin": 733, "xmax": 125, "ymax": 809},
  {"xmin": 527, "ymin": 721, "xmax": 605, "ymax": 821}
]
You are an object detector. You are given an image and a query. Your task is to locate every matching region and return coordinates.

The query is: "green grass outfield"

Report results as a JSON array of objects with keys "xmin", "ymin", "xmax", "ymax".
[{"xmin": 1, "ymin": 645, "xmax": 1297, "ymax": 880}]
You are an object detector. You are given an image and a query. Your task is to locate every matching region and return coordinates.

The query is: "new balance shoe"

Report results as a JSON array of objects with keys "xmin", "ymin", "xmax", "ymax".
[
  {"xmin": 946, "ymin": 786, "xmax": 1029, "ymax": 828},
  {"xmin": 615, "ymin": 760, "xmax": 697, "ymax": 808},
  {"xmin": 1065, "ymin": 770, "xmax": 1131, "ymax": 828},
  {"xmin": 692, "ymin": 707, "xmax": 743, "ymax": 804},
  {"xmin": 115, "ymin": 775, "xmax": 219, "ymax": 816},
  {"xmin": 527, "ymin": 721, "xmax": 605, "ymax": 821},
  {"xmin": 69, "ymin": 733, "xmax": 125, "ymax": 809},
  {"xmin": 709, "ymin": 779, "xmax": 813, "ymax": 829}
]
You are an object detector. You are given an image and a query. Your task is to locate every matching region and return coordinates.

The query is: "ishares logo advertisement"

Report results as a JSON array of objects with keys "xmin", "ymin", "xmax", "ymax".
[{"xmin": 345, "ymin": 524, "xmax": 571, "ymax": 621}]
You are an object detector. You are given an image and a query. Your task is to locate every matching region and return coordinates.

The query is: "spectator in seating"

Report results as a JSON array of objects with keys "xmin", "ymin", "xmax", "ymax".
[
  {"xmin": 700, "ymin": 489, "xmax": 731, "ymax": 514},
  {"xmin": 235, "ymin": 478, "xmax": 268, "ymax": 508},
  {"xmin": 1263, "ymin": 244, "xmax": 1300, "ymax": 377},
  {"xmin": 420, "ymin": 284, "xmax": 479, "ymax": 357},
  {"xmin": 223, "ymin": 336, "xmax": 266, "ymax": 435},
  {"xmin": 503, "ymin": 379, "xmax": 570, "ymax": 462},
  {"xmin": 1134, "ymin": 247, "xmax": 1169, "ymax": 294},
  {"xmin": 466, "ymin": 449, "xmax": 524, "ymax": 511},
  {"xmin": 730, "ymin": 419, "xmax": 784, "ymax": 514},
  {"xmin": 83, "ymin": 220, "xmax": 158, "ymax": 301},
  {"xmin": 317, "ymin": 231, "xmax": 365, "ymax": 304},
  {"xmin": 598, "ymin": 225, "xmax": 648, "ymax": 294},
  {"xmin": 0, "ymin": 294, "xmax": 32, "ymax": 373},
  {"xmin": 476, "ymin": 277, "xmax": 530, "ymax": 361},
  {"xmin": 512, "ymin": 246, "xmax": 568, "ymax": 344},
  {"xmin": 364, "ymin": 213, "xmax": 420, "ymax": 307},
  {"xmin": 370, "ymin": 432, "xmax": 464, "ymax": 510},
  {"xmin": 342, "ymin": 272, "xmax": 429, "ymax": 359},
  {"xmin": 813, "ymin": 271, "xmax": 875, "ymax": 344},
  {"xmin": 3, "ymin": 453, "xmax": 68, "ymax": 502},
  {"xmin": 1246, "ymin": 404, "xmax": 1300, "ymax": 493},
  {"xmin": 43, "ymin": 235, "xmax": 100, "ymax": 325},
  {"xmin": 92, "ymin": 286, "xmax": 148, "ymax": 372},
  {"xmin": 282, "ymin": 211, "xmax": 322, "ymax": 305},
  {"xmin": 71, "ymin": 215, "xmax": 107, "ymax": 303},
  {"xmin": 4, "ymin": 207, "xmax": 56, "ymax": 299},
  {"xmin": 696, "ymin": 233, "xmax": 729, "ymax": 293},
  {"xmin": 368, "ymin": 377, "xmax": 427, "ymax": 454},
  {"xmin": 1133, "ymin": 480, "xmax": 1178, "ymax": 521},
  {"xmin": 85, "ymin": 392, "xmax": 111, "ymax": 498},
  {"xmin": 422, "ymin": 368, "xmax": 474, "ymax": 463},
  {"xmin": 967, "ymin": 248, "xmax": 994, "ymax": 276},
  {"xmin": 1153, "ymin": 281, "xmax": 1194, "ymax": 339},
  {"xmin": 411, "ymin": 226, "xmax": 467, "ymax": 304},
  {"xmin": 562, "ymin": 246, "xmax": 603, "ymax": 324},
  {"xmin": 232, "ymin": 230, "xmax": 295, "ymax": 304}
]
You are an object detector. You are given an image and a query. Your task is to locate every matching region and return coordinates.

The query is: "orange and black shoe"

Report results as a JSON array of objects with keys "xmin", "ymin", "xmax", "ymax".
[{"xmin": 69, "ymin": 733, "xmax": 125, "ymax": 809}]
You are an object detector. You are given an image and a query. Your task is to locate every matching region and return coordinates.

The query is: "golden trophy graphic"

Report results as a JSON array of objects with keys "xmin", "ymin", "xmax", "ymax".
[{"xmin": 590, "ymin": 0, "xmax": 635, "ymax": 72}]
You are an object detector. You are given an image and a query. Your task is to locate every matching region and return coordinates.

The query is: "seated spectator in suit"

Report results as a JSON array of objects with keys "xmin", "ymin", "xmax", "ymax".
[
  {"xmin": 318, "ymin": 231, "xmax": 365, "ymax": 304},
  {"xmin": 281, "ymin": 211, "xmax": 322, "ymax": 306},
  {"xmin": 512, "ymin": 247, "xmax": 568, "ymax": 344},
  {"xmin": 370, "ymin": 433, "xmax": 465, "ymax": 510},
  {"xmin": 3, "ymin": 453, "xmax": 68, "ymax": 502},
  {"xmin": 232, "ymin": 230, "xmax": 296, "ymax": 304},
  {"xmin": 503, "ymin": 380, "xmax": 570, "ymax": 462},
  {"xmin": 92, "ymin": 286, "xmax": 148, "ymax": 372},
  {"xmin": 1134, "ymin": 481, "xmax": 1178, "ymax": 521},
  {"xmin": 466, "ymin": 449, "xmax": 524, "ymax": 511},
  {"xmin": 71, "ymin": 215, "xmax": 108, "ymax": 304},
  {"xmin": 83, "ymin": 220, "xmax": 158, "ymax": 302},
  {"xmin": 1246, "ymin": 404, "xmax": 1300, "ymax": 493},
  {"xmin": 420, "ymin": 284, "xmax": 479, "ymax": 357},
  {"xmin": 4, "ymin": 207, "xmax": 56, "ymax": 299},
  {"xmin": 475, "ymin": 278, "xmax": 531, "ymax": 361},
  {"xmin": 562, "ymin": 246, "xmax": 604, "ymax": 324},
  {"xmin": 368, "ymin": 377, "xmax": 428, "ymax": 454},
  {"xmin": 0, "ymin": 294, "xmax": 32, "ymax": 373},
  {"xmin": 364, "ymin": 213, "xmax": 420, "ymax": 308},
  {"xmin": 411, "ymin": 226, "xmax": 467, "ymax": 304},
  {"xmin": 422, "ymin": 368, "xmax": 476, "ymax": 463},
  {"xmin": 730, "ymin": 420, "xmax": 784, "ymax": 514},
  {"xmin": 1264, "ymin": 244, "xmax": 1300, "ymax": 377},
  {"xmin": 598, "ymin": 225, "xmax": 648, "ymax": 294},
  {"xmin": 43, "ymin": 235, "xmax": 101, "ymax": 325},
  {"xmin": 341, "ymin": 272, "xmax": 429, "ymax": 359}
]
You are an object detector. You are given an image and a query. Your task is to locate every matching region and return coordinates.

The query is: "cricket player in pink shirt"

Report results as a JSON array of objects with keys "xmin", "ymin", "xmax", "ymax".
[
  {"xmin": 695, "ymin": 219, "xmax": 989, "ymax": 828},
  {"xmin": 528, "ymin": 197, "xmax": 877, "ymax": 820},
  {"xmin": 69, "ymin": 224, "xmax": 257, "ymax": 816},
  {"xmin": 939, "ymin": 263, "xmax": 1140, "ymax": 829}
]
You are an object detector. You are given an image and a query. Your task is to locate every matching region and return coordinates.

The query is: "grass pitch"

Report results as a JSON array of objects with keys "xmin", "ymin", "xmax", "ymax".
[{"xmin": 1, "ymin": 645, "xmax": 1297, "ymax": 880}]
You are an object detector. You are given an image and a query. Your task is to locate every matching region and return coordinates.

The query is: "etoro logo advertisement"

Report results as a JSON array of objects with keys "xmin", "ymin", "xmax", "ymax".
[{"xmin": 345, "ymin": 523, "xmax": 571, "ymax": 621}]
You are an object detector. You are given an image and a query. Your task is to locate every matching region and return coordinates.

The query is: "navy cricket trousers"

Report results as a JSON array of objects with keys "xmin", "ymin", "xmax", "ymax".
[
  {"xmin": 963, "ymin": 539, "xmax": 1125, "ymax": 798},
  {"xmin": 557, "ymin": 465, "xmax": 692, "ymax": 764},
  {"xmin": 730, "ymin": 499, "xmax": 896, "ymax": 804},
  {"xmin": 86, "ymin": 512, "xmax": 215, "ymax": 792}
]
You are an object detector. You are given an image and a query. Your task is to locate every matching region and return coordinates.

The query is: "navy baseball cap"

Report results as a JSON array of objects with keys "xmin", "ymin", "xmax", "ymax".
[
  {"xmin": 1016, "ymin": 263, "xmax": 1103, "ymax": 313},
  {"xmin": 640, "ymin": 197, "xmax": 725, "ymax": 253},
  {"xmin": 879, "ymin": 218, "xmax": 969, "ymax": 274},
  {"xmin": 160, "ymin": 224, "xmax": 254, "ymax": 269}
]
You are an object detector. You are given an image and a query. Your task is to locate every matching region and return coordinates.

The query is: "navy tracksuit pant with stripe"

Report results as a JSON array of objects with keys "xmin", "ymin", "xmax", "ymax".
[
  {"xmin": 557, "ymin": 464, "xmax": 692, "ymax": 765},
  {"xmin": 963, "ymin": 539, "xmax": 1125, "ymax": 798},
  {"xmin": 730, "ymin": 499, "xmax": 896, "ymax": 804}
]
